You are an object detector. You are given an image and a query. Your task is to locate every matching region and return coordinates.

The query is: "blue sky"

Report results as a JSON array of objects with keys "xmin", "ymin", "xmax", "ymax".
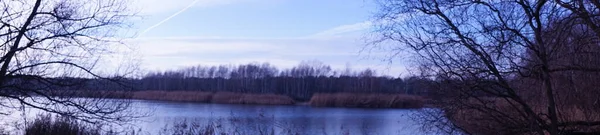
[
  {"xmin": 135, "ymin": 0, "xmax": 374, "ymax": 37},
  {"xmin": 119, "ymin": 0, "xmax": 408, "ymax": 76}
]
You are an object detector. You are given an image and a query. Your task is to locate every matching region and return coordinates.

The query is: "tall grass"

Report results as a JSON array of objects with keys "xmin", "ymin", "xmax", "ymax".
[
  {"xmin": 52, "ymin": 90, "xmax": 132, "ymax": 99},
  {"xmin": 24, "ymin": 115, "xmax": 101, "ymax": 135},
  {"xmin": 22, "ymin": 115, "xmax": 143, "ymax": 135},
  {"xmin": 159, "ymin": 119, "xmax": 281, "ymax": 135},
  {"xmin": 158, "ymin": 112, "xmax": 363, "ymax": 135},
  {"xmin": 129, "ymin": 91, "xmax": 295, "ymax": 105},
  {"xmin": 159, "ymin": 120, "xmax": 220, "ymax": 135},
  {"xmin": 159, "ymin": 111, "xmax": 284, "ymax": 135},
  {"xmin": 444, "ymin": 98, "xmax": 600, "ymax": 135},
  {"xmin": 131, "ymin": 91, "xmax": 213, "ymax": 102},
  {"xmin": 309, "ymin": 93, "xmax": 425, "ymax": 108},
  {"xmin": 74, "ymin": 90, "xmax": 296, "ymax": 105},
  {"xmin": 71, "ymin": 91, "xmax": 429, "ymax": 108},
  {"xmin": 211, "ymin": 92, "xmax": 295, "ymax": 105}
]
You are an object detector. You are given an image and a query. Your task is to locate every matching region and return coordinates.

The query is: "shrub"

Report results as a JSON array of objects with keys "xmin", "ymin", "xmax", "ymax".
[{"xmin": 25, "ymin": 115, "xmax": 100, "ymax": 135}]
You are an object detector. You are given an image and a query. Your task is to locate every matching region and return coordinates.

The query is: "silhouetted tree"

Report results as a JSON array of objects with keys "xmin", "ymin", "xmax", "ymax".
[
  {"xmin": 372, "ymin": 0, "xmax": 600, "ymax": 134},
  {"xmin": 134, "ymin": 61, "xmax": 415, "ymax": 101},
  {"xmin": 0, "ymin": 0, "xmax": 136, "ymax": 124}
]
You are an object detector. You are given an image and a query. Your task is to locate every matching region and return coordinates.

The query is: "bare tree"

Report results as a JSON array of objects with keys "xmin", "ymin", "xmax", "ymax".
[
  {"xmin": 372, "ymin": 0, "xmax": 600, "ymax": 134},
  {"xmin": 0, "ymin": 0, "xmax": 137, "ymax": 124},
  {"xmin": 555, "ymin": 0, "xmax": 600, "ymax": 36}
]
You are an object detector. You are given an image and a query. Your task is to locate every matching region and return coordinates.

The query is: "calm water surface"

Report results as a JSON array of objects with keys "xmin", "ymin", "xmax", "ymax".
[
  {"xmin": 3, "ymin": 99, "xmax": 431, "ymax": 135},
  {"xmin": 132, "ymin": 100, "xmax": 426, "ymax": 135}
]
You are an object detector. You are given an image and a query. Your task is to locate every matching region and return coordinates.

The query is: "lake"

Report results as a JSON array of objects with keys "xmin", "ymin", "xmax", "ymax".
[{"xmin": 3, "ymin": 99, "xmax": 433, "ymax": 135}]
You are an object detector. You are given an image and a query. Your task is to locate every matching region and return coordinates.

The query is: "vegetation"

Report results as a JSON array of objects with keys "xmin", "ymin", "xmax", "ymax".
[
  {"xmin": 211, "ymin": 92, "xmax": 295, "ymax": 105},
  {"xmin": 130, "ymin": 91, "xmax": 213, "ymax": 102},
  {"xmin": 9, "ymin": 0, "xmax": 600, "ymax": 134},
  {"xmin": 159, "ymin": 119, "xmax": 281, "ymax": 135},
  {"xmin": 25, "ymin": 115, "xmax": 102, "ymax": 135},
  {"xmin": 135, "ymin": 61, "xmax": 412, "ymax": 101},
  {"xmin": 0, "ymin": 0, "xmax": 136, "ymax": 125},
  {"xmin": 128, "ymin": 91, "xmax": 297, "ymax": 105},
  {"xmin": 81, "ymin": 90, "xmax": 426, "ymax": 108},
  {"xmin": 372, "ymin": 0, "xmax": 600, "ymax": 134},
  {"xmin": 47, "ymin": 61, "xmax": 435, "ymax": 108},
  {"xmin": 157, "ymin": 113, "xmax": 361, "ymax": 135},
  {"xmin": 444, "ymin": 98, "xmax": 600, "ymax": 135},
  {"xmin": 53, "ymin": 61, "xmax": 433, "ymax": 102},
  {"xmin": 77, "ymin": 90, "xmax": 297, "ymax": 105},
  {"xmin": 20, "ymin": 112, "xmax": 382, "ymax": 135},
  {"xmin": 309, "ymin": 93, "xmax": 424, "ymax": 108}
]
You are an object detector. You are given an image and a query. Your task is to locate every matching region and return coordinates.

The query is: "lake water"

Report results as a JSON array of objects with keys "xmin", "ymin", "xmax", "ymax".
[{"xmin": 3, "ymin": 99, "xmax": 433, "ymax": 135}]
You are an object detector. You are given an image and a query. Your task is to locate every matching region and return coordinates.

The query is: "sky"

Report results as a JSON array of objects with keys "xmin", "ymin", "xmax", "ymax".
[{"xmin": 120, "ymin": 0, "xmax": 408, "ymax": 76}]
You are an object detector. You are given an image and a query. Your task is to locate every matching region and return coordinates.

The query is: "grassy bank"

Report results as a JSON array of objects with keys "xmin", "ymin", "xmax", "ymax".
[{"xmin": 309, "ymin": 93, "xmax": 425, "ymax": 108}]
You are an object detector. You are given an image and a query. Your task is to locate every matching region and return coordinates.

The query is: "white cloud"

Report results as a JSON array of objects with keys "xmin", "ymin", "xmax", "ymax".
[
  {"xmin": 131, "ymin": 0, "xmax": 231, "ymax": 14},
  {"xmin": 310, "ymin": 21, "xmax": 373, "ymax": 37},
  {"xmin": 134, "ymin": 38, "xmax": 278, "ymax": 56},
  {"xmin": 126, "ymin": 35, "xmax": 407, "ymax": 76},
  {"xmin": 131, "ymin": 0, "xmax": 282, "ymax": 14},
  {"xmin": 116, "ymin": 20, "xmax": 409, "ymax": 76}
]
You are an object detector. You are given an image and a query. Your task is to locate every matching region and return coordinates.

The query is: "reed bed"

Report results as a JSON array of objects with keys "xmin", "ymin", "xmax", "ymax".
[
  {"xmin": 72, "ymin": 90, "xmax": 296, "ymax": 105},
  {"xmin": 51, "ymin": 90, "xmax": 131, "ymax": 99},
  {"xmin": 131, "ymin": 91, "xmax": 295, "ymax": 105},
  {"xmin": 24, "ymin": 115, "xmax": 101, "ymax": 135},
  {"xmin": 210, "ymin": 92, "xmax": 296, "ymax": 105},
  {"xmin": 131, "ymin": 90, "xmax": 213, "ymax": 102},
  {"xmin": 445, "ymin": 98, "xmax": 600, "ymax": 135},
  {"xmin": 309, "ymin": 93, "xmax": 425, "ymax": 108}
]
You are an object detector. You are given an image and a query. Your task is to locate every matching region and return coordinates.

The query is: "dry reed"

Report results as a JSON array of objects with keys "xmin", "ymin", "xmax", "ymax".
[
  {"xmin": 210, "ymin": 92, "xmax": 296, "ymax": 105},
  {"xmin": 446, "ymin": 98, "xmax": 600, "ymax": 135},
  {"xmin": 131, "ymin": 91, "xmax": 213, "ymax": 102},
  {"xmin": 73, "ymin": 90, "xmax": 296, "ymax": 105},
  {"xmin": 309, "ymin": 93, "xmax": 425, "ymax": 108}
]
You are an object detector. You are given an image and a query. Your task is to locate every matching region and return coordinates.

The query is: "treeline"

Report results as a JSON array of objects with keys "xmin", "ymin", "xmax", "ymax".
[
  {"xmin": 9, "ymin": 62, "xmax": 435, "ymax": 101},
  {"xmin": 134, "ymin": 62, "xmax": 432, "ymax": 101}
]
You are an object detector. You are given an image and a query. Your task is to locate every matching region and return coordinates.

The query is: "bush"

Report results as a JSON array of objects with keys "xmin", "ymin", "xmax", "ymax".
[
  {"xmin": 25, "ymin": 115, "xmax": 101, "ymax": 135},
  {"xmin": 444, "ymin": 98, "xmax": 600, "ymax": 135}
]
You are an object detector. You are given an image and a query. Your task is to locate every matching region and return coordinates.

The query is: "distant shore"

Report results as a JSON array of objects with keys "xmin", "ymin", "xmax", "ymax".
[{"xmin": 72, "ymin": 90, "xmax": 425, "ymax": 109}]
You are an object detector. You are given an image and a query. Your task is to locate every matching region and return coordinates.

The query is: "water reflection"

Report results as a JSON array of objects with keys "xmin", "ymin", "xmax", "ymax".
[
  {"xmin": 135, "ymin": 100, "xmax": 423, "ymax": 135},
  {"xmin": 4, "ymin": 99, "xmax": 428, "ymax": 135}
]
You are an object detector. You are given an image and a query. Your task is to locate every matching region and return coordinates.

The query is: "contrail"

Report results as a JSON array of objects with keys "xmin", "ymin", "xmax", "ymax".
[{"xmin": 138, "ymin": 0, "xmax": 200, "ymax": 37}]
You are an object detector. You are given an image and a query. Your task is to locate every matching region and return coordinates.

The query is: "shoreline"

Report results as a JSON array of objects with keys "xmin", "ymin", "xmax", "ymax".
[{"xmin": 73, "ymin": 90, "xmax": 426, "ymax": 109}]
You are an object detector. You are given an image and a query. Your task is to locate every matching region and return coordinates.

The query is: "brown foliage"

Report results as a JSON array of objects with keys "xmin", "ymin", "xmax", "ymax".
[
  {"xmin": 210, "ymin": 92, "xmax": 296, "ymax": 105},
  {"xmin": 131, "ymin": 91, "xmax": 213, "ymax": 102},
  {"xmin": 25, "ymin": 115, "xmax": 101, "ymax": 135},
  {"xmin": 73, "ymin": 91, "xmax": 296, "ymax": 105},
  {"xmin": 445, "ymin": 97, "xmax": 600, "ymax": 135},
  {"xmin": 372, "ymin": 0, "xmax": 600, "ymax": 133},
  {"xmin": 309, "ymin": 93, "xmax": 424, "ymax": 108}
]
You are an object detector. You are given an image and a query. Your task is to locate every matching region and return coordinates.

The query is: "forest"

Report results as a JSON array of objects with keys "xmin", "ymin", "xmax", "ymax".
[
  {"xmin": 136, "ymin": 62, "xmax": 429, "ymax": 101},
  {"xmin": 39, "ymin": 62, "xmax": 433, "ymax": 101}
]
